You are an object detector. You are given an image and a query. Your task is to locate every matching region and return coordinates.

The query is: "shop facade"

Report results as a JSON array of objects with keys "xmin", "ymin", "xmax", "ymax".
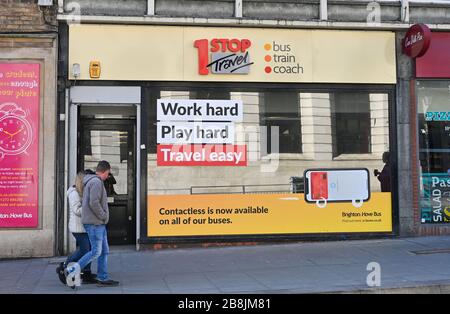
[
  {"xmin": 407, "ymin": 27, "xmax": 450, "ymax": 234},
  {"xmin": 61, "ymin": 24, "xmax": 399, "ymax": 250},
  {"xmin": 0, "ymin": 2, "xmax": 58, "ymax": 258}
]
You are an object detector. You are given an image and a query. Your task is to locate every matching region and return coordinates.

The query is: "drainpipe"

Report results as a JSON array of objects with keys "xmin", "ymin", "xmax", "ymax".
[
  {"xmin": 147, "ymin": 0, "xmax": 155, "ymax": 15},
  {"xmin": 401, "ymin": 0, "xmax": 409, "ymax": 23},
  {"xmin": 235, "ymin": 0, "xmax": 243, "ymax": 18},
  {"xmin": 58, "ymin": 0, "xmax": 64, "ymax": 13},
  {"xmin": 320, "ymin": 0, "xmax": 328, "ymax": 21}
]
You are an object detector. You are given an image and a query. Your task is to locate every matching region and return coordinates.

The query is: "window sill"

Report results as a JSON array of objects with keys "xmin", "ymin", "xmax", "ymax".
[
  {"xmin": 261, "ymin": 153, "xmax": 314, "ymax": 161},
  {"xmin": 332, "ymin": 154, "xmax": 382, "ymax": 161},
  {"xmin": 150, "ymin": 153, "xmax": 315, "ymax": 161}
]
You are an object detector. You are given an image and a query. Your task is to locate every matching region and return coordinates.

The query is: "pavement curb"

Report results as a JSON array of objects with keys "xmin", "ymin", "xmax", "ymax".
[{"xmin": 325, "ymin": 282, "xmax": 450, "ymax": 294}]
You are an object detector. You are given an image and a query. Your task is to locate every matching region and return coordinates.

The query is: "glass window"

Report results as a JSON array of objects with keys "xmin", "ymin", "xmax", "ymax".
[
  {"xmin": 331, "ymin": 93, "xmax": 371, "ymax": 157},
  {"xmin": 417, "ymin": 80, "xmax": 450, "ymax": 223},
  {"xmin": 146, "ymin": 87, "xmax": 393, "ymax": 237},
  {"xmin": 82, "ymin": 130, "xmax": 128, "ymax": 195},
  {"xmin": 260, "ymin": 91, "xmax": 301, "ymax": 154}
]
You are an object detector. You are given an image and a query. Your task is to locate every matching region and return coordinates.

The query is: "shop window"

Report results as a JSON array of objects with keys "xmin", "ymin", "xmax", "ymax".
[
  {"xmin": 417, "ymin": 80, "xmax": 450, "ymax": 223},
  {"xmin": 189, "ymin": 90, "xmax": 230, "ymax": 100},
  {"xmin": 331, "ymin": 93, "xmax": 371, "ymax": 157},
  {"xmin": 148, "ymin": 89, "xmax": 231, "ymax": 154},
  {"xmin": 260, "ymin": 91, "xmax": 301, "ymax": 154}
]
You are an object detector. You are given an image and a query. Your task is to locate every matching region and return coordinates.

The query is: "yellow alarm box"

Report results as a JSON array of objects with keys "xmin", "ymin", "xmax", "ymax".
[{"xmin": 89, "ymin": 61, "xmax": 101, "ymax": 79}]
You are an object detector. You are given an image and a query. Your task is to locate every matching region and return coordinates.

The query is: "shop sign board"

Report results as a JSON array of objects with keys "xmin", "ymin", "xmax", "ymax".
[
  {"xmin": 194, "ymin": 38, "xmax": 253, "ymax": 75},
  {"xmin": 69, "ymin": 25, "xmax": 397, "ymax": 84},
  {"xmin": 416, "ymin": 32, "xmax": 450, "ymax": 78},
  {"xmin": 402, "ymin": 23, "xmax": 431, "ymax": 58}
]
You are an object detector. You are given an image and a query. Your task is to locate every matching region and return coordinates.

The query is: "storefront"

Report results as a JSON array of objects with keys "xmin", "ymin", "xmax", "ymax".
[
  {"xmin": 65, "ymin": 24, "xmax": 398, "ymax": 248},
  {"xmin": 410, "ymin": 27, "xmax": 450, "ymax": 228},
  {"xmin": 0, "ymin": 36, "xmax": 57, "ymax": 257}
]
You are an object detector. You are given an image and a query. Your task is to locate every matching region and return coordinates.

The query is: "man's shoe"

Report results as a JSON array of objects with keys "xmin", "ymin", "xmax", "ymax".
[
  {"xmin": 96, "ymin": 279, "xmax": 120, "ymax": 287},
  {"xmin": 81, "ymin": 272, "xmax": 98, "ymax": 284},
  {"xmin": 56, "ymin": 262, "xmax": 67, "ymax": 285}
]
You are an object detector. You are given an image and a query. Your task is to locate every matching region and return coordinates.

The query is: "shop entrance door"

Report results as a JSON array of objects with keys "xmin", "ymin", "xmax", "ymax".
[{"xmin": 78, "ymin": 119, "xmax": 136, "ymax": 245}]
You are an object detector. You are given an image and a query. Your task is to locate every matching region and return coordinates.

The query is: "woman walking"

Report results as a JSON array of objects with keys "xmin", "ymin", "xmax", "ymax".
[{"xmin": 56, "ymin": 171, "xmax": 97, "ymax": 286}]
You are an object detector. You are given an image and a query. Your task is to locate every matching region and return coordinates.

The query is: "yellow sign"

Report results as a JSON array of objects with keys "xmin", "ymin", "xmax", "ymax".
[
  {"xmin": 147, "ymin": 192, "xmax": 392, "ymax": 237},
  {"xmin": 69, "ymin": 25, "xmax": 396, "ymax": 84}
]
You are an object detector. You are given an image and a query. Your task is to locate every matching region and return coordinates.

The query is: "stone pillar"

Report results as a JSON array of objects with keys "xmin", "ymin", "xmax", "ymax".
[
  {"xmin": 300, "ymin": 93, "xmax": 332, "ymax": 161},
  {"xmin": 232, "ymin": 92, "xmax": 260, "ymax": 162},
  {"xmin": 396, "ymin": 31, "xmax": 415, "ymax": 236},
  {"xmin": 370, "ymin": 93, "xmax": 390, "ymax": 156}
]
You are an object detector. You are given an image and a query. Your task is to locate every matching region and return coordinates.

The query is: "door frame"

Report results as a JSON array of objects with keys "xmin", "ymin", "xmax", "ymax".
[
  {"xmin": 66, "ymin": 86, "xmax": 141, "ymax": 253},
  {"xmin": 78, "ymin": 119, "xmax": 136, "ymax": 245}
]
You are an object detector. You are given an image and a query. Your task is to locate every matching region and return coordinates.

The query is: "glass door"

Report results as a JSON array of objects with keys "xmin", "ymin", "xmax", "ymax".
[{"xmin": 78, "ymin": 119, "xmax": 136, "ymax": 245}]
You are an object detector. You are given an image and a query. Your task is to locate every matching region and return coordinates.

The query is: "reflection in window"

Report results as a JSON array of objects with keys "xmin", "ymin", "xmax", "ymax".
[
  {"xmin": 189, "ymin": 90, "xmax": 230, "ymax": 100},
  {"xmin": 260, "ymin": 92, "xmax": 301, "ymax": 154},
  {"xmin": 417, "ymin": 80, "xmax": 450, "ymax": 223},
  {"xmin": 418, "ymin": 81, "xmax": 450, "ymax": 173},
  {"xmin": 331, "ymin": 93, "xmax": 371, "ymax": 157},
  {"xmin": 83, "ymin": 130, "xmax": 128, "ymax": 195}
]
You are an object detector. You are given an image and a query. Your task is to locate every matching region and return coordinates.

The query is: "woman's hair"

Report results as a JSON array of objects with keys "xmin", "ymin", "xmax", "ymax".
[{"xmin": 75, "ymin": 172, "xmax": 85, "ymax": 196}]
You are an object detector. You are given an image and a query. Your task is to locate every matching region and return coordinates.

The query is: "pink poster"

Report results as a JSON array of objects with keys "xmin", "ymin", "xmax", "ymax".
[{"xmin": 0, "ymin": 63, "xmax": 40, "ymax": 228}]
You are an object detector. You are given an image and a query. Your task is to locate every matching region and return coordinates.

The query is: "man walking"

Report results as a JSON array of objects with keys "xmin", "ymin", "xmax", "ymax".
[{"xmin": 65, "ymin": 160, "xmax": 119, "ymax": 287}]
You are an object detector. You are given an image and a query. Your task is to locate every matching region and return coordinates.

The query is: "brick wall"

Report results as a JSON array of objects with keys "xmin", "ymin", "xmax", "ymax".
[{"xmin": 0, "ymin": 0, "xmax": 57, "ymax": 33}]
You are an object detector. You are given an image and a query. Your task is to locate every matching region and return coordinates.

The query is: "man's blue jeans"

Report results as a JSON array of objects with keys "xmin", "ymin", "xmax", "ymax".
[{"xmin": 76, "ymin": 224, "xmax": 109, "ymax": 281}]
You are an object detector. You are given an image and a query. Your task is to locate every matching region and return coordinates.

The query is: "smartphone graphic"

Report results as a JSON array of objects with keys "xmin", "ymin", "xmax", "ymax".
[
  {"xmin": 304, "ymin": 168, "xmax": 370, "ymax": 205},
  {"xmin": 311, "ymin": 172, "xmax": 328, "ymax": 200}
]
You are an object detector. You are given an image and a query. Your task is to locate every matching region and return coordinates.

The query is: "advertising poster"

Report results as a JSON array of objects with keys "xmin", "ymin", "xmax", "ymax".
[
  {"xmin": 148, "ymin": 192, "xmax": 392, "ymax": 237},
  {"xmin": 420, "ymin": 173, "xmax": 450, "ymax": 223},
  {"xmin": 156, "ymin": 99, "xmax": 247, "ymax": 166},
  {"xmin": 0, "ymin": 63, "xmax": 40, "ymax": 228}
]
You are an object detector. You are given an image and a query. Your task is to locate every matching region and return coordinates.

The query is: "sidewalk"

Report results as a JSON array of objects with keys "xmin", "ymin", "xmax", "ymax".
[{"xmin": 1, "ymin": 235, "xmax": 450, "ymax": 294}]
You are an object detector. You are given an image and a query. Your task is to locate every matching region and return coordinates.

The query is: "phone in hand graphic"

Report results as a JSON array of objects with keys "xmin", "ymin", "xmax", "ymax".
[
  {"xmin": 311, "ymin": 172, "xmax": 328, "ymax": 200},
  {"xmin": 304, "ymin": 168, "xmax": 370, "ymax": 207}
]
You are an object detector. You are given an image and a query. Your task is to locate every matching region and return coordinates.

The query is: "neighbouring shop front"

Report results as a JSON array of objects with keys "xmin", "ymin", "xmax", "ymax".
[
  {"xmin": 0, "ymin": 36, "xmax": 57, "ymax": 258},
  {"xmin": 411, "ymin": 27, "xmax": 450, "ymax": 225},
  {"xmin": 65, "ymin": 24, "xmax": 398, "ymax": 248}
]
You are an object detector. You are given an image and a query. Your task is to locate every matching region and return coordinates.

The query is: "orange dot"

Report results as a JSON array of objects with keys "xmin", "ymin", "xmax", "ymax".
[
  {"xmin": 264, "ymin": 66, "xmax": 272, "ymax": 74},
  {"xmin": 264, "ymin": 43, "xmax": 272, "ymax": 51},
  {"xmin": 264, "ymin": 55, "xmax": 272, "ymax": 62}
]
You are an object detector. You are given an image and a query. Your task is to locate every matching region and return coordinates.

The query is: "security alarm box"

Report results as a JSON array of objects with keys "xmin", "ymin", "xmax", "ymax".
[{"xmin": 89, "ymin": 61, "xmax": 101, "ymax": 79}]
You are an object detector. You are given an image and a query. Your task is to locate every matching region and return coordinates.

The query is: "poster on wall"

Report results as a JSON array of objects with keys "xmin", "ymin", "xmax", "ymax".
[
  {"xmin": 156, "ymin": 99, "xmax": 247, "ymax": 166},
  {"xmin": 147, "ymin": 192, "xmax": 392, "ymax": 237},
  {"xmin": 0, "ymin": 63, "xmax": 40, "ymax": 228},
  {"xmin": 421, "ymin": 173, "xmax": 450, "ymax": 223}
]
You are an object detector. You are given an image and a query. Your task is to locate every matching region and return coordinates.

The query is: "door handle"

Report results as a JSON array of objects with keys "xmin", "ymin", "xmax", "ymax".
[{"xmin": 128, "ymin": 216, "xmax": 132, "ymax": 221}]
